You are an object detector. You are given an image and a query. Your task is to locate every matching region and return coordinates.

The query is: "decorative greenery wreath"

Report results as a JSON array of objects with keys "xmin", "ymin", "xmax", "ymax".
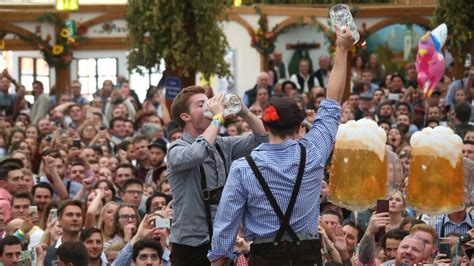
[{"xmin": 23, "ymin": 12, "xmax": 87, "ymax": 69}]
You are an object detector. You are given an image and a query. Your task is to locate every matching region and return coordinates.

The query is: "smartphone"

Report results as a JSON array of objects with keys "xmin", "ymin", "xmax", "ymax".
[
  {"xmin": 439, "ymin": 243, "xmax": 451, "ymax": 259},
  {"xmin": 376, "ymin": 199, "xmax": 389, "ymax": 213},
  {"xmin": 54, "ymin": 118, "xmax": 63, "ymax": 128},
  {"xmin": 14, "ymin": 250, "xmax": 31, "ymax": 266},
  {"xmin": 72, "ymin": 139, "xmax": 81, "ymax": 148},
  {"xmin": 50, "ymin": 208, "xmax": 58, "ymax": 221},
  {"xmin": 375, "ymin": 199, "xmax": 389, "ymax": 243},
  {"xmin": 154, "ymin": 218, "xmax": 171, "ymax": 228},
  {"xmin": 29, "ymin": 206, "xmax": 38, "ymax": 218},
  {"xmin": 388, "ymin": 93, "xmax": 401, "ymax": 101}
]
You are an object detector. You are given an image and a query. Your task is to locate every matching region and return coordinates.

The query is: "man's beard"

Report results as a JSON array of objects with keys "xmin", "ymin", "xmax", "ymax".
[{"xmin": 398, "ymin": 124, "xmax": 409, "ymax": 134}]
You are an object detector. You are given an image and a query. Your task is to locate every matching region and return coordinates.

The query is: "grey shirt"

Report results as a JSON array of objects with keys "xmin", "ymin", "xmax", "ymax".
[{"xmin": 167, "ymin": 131, "xmax": 267, "ymax": 246}]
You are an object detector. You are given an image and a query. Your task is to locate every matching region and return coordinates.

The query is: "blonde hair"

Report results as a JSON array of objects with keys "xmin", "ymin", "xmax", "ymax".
[
  {"xmin": 410, "ymin": 224, "xmax": 437, "ymax": 244},
  {"xmin": 97, "ymin": 201, "xmax": 119, "ymax": 239}
]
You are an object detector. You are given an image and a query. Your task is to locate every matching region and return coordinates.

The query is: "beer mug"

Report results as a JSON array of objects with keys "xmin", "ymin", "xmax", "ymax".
[
  {"xmin": 329, "ymin": 4, "xmax": 360, "ymax": 44},
  {"xmin": 204, "ymin": 94, "xmax": 242, "ymax": 119},
  {"xmin": 329, "ymin": 119, "xmax": 397, "ymax": 211},
  {"xmin": 406, "ymin": 126, "xmax": 464, "ymax": 214}
]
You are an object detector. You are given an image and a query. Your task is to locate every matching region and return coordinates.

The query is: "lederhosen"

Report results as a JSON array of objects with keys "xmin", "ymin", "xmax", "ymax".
[{"xmin": 245, "ymin": 143, "xmax": 322, "ymax": 266}]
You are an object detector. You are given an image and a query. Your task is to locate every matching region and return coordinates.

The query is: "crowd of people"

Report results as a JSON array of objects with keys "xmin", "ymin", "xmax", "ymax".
[{"xmin": 0, "ymin": 28, "xmax": 473, "ymax": 266}]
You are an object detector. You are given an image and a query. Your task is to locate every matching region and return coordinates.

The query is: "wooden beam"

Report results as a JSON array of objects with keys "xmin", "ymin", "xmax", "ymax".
[
  {"xmin": 227, "ymin": 4, "xmax": 436, "ymax": 18},
  {"xmin": 0, "ymin": 4, "xmax": 127, "ymax": 13},
  {"xmin": 75, "ymin": 37, "xmax": 127, "ymax": 50}
]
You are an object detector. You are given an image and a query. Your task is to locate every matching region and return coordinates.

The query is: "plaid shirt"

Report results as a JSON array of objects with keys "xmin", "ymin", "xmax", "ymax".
[{"xmin": 435, "ymin": 212, "xmax": 473, "ymax": 240}]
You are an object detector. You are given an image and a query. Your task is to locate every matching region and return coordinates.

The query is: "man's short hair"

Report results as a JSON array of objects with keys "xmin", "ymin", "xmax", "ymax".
[
  {"xmin": 122, "ymin": 178, "xmax": 144, "ymax": 192},
  {"xmin": 32, "ymin": 182, "xmax": 54, "ymax": 197},
  {"xmin": 399, "ymin": 217, "xmax": 425, "ymax": 231},
  {"xmin": 382, "ymin": 229, "xmax": 409, "ymax": 249},
  {"xmin": 132, "ymin": 238, "xmax": 163, "ymax": 263},
  {"xmin": 342, "ymin": 220, "xmax": 363, "ymax": 242},
  {"xmin": 455, "ymin": 102, "xmax": 472, "ymax": 122},
  {"xmin": 171, "ymin": 86, "xmax": 206, "ymax": 128},
  {"xmin": 0, "ymin": 235, "xmax": 21, "ymax": 255},
  {"xmin": 110, "ymin": 117, "xmax": 126, "ymax": 129},
  {"xmin": 12, "ymin": 192, "xmax": 33, "ymax": 204},
  {"xmin": 69, "ymin": 159, "xmax": 85, "ymax": 168},
  {"xmin": 409, "ymin": 223, "xmax": 437, "ymax": 244},
  {"xmin": 132, "ymin": 135, "xmax": 149, "ymax": 145},
  {"xmin": 321, "ymin": 209, "xmax": 342, "ymax": 224},
  {"xmin": 32, "ymin": 80, "xmax": 44, "ymax": 89},
  {"xmin": 0, "ymin": 160, "xmax": 22, "ymax": 181},
  {"xmin": 145, "ymin": 192, "xmax": 168, "ymax": 214},
  {"xmin": 80, "ymin": 227, "xmax": 102, "ymax": 242},
  {"xmin": 116, "ymin": 163, "xmax": 136, "ymax": 177},
  {"xmin": 58, "ymin": 200, "xmax": 83, "ymax": 218},
  {"xmin": 56, "ymin": 241, "xmax": 89, "ymax": 266}
]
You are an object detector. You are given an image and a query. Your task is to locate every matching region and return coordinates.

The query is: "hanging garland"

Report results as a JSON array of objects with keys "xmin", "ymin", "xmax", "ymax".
[
  {"xmin": 23, "ymin": 12, "xmax": 87, "ymax": 69},
  {"xmin": 251, "ymin": 7, "xmax": 277, "ymax": 55}
]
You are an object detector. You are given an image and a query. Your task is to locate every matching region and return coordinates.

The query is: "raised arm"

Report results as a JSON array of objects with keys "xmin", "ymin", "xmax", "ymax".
[
  {"xmin": 326, "ymin": 27, "xmax": 354, "ymax": 103},
  {"xmin": 239, "ymin": 105, "xmax": 266, "ymax": 135},
  {"xmin": 43, "ymin": 156, "xmax": 69, "ymax": 200},
  {"xmin": 358, "ymin": 212, "xmax": 390, "ymax": 264}
]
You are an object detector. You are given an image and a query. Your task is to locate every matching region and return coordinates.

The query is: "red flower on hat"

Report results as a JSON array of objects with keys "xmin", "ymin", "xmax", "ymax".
[{"xmin": 262, "ymin": 106, "xmax": 280, "ymax": 122}]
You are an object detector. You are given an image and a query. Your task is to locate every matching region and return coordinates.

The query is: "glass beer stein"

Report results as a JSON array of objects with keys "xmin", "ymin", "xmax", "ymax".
[
  {"xmin": 328, "ymin": 119, "xmax": 397, "ymax": 211},
  {"xmin": 329, "ymin": 4, "xmax": 360, "ymax": 44},
  {"xmin": 204, "ymin": 94, "xmax": 242, "ymax": 119},
  {"xmin": 406, "ymin": 126, "xmax": 465, "ymax": 215}
]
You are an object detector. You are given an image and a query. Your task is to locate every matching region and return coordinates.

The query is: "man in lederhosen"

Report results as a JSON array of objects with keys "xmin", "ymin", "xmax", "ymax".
[{"xmin": 208, "ymin": 27, "xmax": 354, "ymax": 266}]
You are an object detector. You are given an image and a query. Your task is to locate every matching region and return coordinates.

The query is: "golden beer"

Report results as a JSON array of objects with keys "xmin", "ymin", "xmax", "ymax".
[
  {"xmin": 328, "ymin": 119, "xmax": 389, "ymax": 211},
  {"xmin": 407, "ymin": 154, "xmax": 464, "ymax": 214},
  {"xmin": 329, "ymin": 147, "xmax": 387, "ymax": 211},
  {"xmin": 406, "ymin": 126, "xmax": 465, "ymax": 215}
]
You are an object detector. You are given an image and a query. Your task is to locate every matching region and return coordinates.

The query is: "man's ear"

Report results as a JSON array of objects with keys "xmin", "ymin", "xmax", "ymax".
[
  {"xmin": 0, "ymin": 180, "xmax": 6, "ymax": 189},
  {"xmin": 180, "ymin": 113, "xmax": 191, "ymax": 123}
]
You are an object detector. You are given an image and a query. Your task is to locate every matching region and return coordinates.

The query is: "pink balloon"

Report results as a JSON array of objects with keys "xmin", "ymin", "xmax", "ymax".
[{"xmin": 416, "ymin": 32, "xmax": 446, "ymax": 97}]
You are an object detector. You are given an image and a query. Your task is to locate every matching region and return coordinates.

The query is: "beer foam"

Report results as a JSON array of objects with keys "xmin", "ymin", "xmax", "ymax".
[
  {"xmin": 410, "ymin": 126, "xmax": 463, "ymax": 168},
  {"xmin": 335, "ymin": 119, "xmax": 387, "ymax": 161}
]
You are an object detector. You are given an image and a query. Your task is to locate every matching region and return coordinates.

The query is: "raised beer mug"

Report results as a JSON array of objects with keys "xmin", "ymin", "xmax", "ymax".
[
  {"xmin": 329, "ymin": 4, "xmax": 360, "ymax": 44},
  {"xmin": 204, "ymin": 94, "xmax": 242, "ymax": 119},
  {"xmin": 328, "ymin": 119, "xmax": 401, "ymax": 211},
  {"xmin": 406, "ymin": 126, "xmax": 465, "ymax": 214}
]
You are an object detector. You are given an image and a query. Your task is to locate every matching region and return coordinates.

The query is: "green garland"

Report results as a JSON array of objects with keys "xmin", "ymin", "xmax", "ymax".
[{"xmin": 23, "ymin": 12, "xmax": 87, "ymax": 69}]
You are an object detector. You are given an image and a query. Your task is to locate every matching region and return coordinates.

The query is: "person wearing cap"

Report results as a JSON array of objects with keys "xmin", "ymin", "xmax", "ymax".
[
  {"xmin": 360, "ymin": 92, "xmax": 375, "ymax": 115},
  {"xmin": 167, "ymin": 87, "xmax": 267, "ymax": 266},
  {"xmin": 208, "ymin": 26, "xmax": 354, "ymax": 266},
  {"xmin": 413, "ymin": 105, "xmax": 426, "ymax": 130},
  {"xmin": 144, "ymin": 138, "xmax": 167, "ymax": 186}
]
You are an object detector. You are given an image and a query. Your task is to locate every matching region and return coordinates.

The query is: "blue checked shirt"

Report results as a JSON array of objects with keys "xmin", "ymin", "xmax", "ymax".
[
  {"xmin": 435, "ymin": 212, "xmax": 473, "ymax": 242},
  {"xmin": 207, "ymin": 99, "xmax": 341, "ymax": 262}
]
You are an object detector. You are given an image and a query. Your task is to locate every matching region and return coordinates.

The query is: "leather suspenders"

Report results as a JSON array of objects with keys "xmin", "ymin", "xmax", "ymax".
[
  {"xmin": 199, "ymin": 144, "xmax": 227, "ymax": 239},
  {"xmin": 245, "ymin": 143, "xmax": 307, "ymax": 245}
]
